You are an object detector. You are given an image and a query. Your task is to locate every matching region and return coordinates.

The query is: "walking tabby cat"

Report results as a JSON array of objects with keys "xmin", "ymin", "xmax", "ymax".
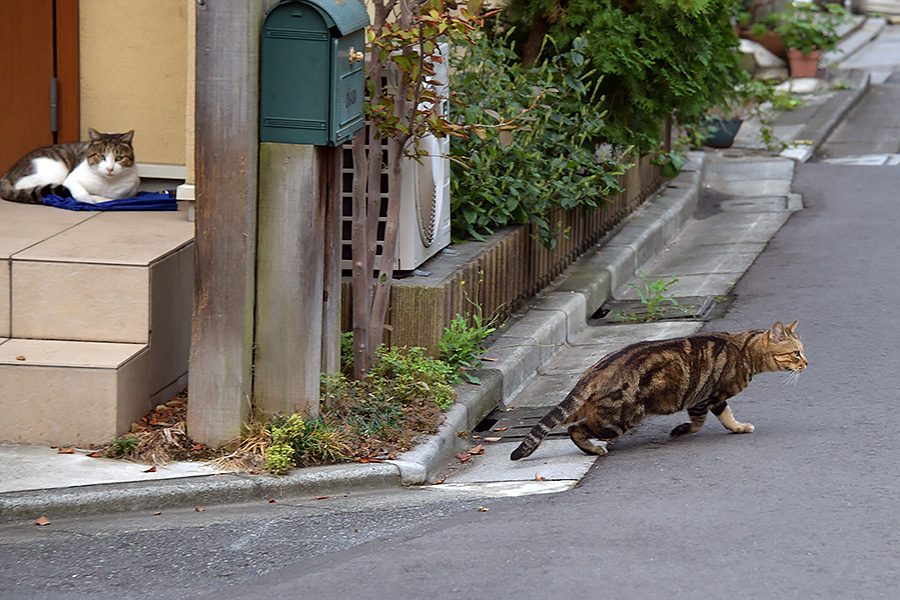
[{"xmin": 510, "ymin": 321, "xmax": 807, "ymax": 460}]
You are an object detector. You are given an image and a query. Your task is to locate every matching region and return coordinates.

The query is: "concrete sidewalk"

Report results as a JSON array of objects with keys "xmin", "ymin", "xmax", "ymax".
[{"xmin": 0, "ymin": 22, "xmax": 888, "ymax": 523}]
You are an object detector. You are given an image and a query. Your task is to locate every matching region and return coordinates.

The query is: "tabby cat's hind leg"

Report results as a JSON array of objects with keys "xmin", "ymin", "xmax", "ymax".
[
  {"xmin": 670, "ymin": 406, "xmax": 708, "ymax": 438},
  {"xmin": 567, "ymin": 422, "xmax": 609, "ymax": 456}
]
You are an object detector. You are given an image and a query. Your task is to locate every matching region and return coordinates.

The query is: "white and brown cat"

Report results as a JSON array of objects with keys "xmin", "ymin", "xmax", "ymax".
[{"xmin": 1, "ymin": 128, "xmax": 139, "ymax": 205}]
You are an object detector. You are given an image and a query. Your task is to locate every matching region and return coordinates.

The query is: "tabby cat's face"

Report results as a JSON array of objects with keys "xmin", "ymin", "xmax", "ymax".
[
  {"xmin": 86, "ymin": 128, "xmax": 135, "ymax": 177},
  {"xmin": 767, "ymin": 320, "xmax": 808, "ymax": 372}
]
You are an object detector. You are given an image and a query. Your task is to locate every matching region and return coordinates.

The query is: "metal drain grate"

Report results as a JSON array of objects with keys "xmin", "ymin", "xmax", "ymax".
[{"xmin": 590, "ymin": 294, "xmax": 734, "ymax": 325}]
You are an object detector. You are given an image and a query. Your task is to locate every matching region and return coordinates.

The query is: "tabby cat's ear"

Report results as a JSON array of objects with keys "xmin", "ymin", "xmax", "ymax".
[
  {"xmin": 119, "ymin": 130, "xmax": 135, "ymax": 144},
  {"xmin": 785, "ymin": 320, "xmax": 799, "ymax": 335},
  {"xmin": 769, "ymin": 321, "xmax": 786, "ymax": 343},
  {"xmin": 87, "ymin": 127, "xmax": 101, "ymax": 141}
]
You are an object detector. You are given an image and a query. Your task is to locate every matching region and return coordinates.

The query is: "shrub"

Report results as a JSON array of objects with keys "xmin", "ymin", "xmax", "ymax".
[
  {"xmin": 501, "ymin": 0, "xmax": 749, "ymax": 153},
  {"xmin": 265, "ymin": 414, "xmax": 349, "ymax": 475},
  {"xmin": 449, "ymin": 34, "xmax": 629, "ymax": 248}
]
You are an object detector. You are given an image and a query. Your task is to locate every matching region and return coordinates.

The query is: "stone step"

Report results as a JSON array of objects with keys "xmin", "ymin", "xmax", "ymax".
[
  {"xmin": 0, "ymin": 201, "xmax": 195, "ymax": 445},
  {"xmin": 2, "ymin": 206, "xmax": 193, "ymax": 344},
  {"xmin": 0, "ymin": 338, "xmax": 150, "ymax": 446}
]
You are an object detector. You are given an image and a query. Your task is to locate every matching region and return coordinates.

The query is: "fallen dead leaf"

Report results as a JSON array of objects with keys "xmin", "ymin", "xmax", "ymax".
[
  {"xmin": 455, "ymin": 453, "xmax": 471, "ymax": 463},
  {"xmin": 154, "ymin": 512, "xmax": 162, "ymax": 516},
  {"xmin": 268, "ymin": 498, "xmax": 277, "ymax": 503},
  {"xmin": 87, "ymin": 452, "xmax": 102, "ymax": 458},
  {"xmin": 535, "ymin": 475, "xmax": 545, "ymax": 481},
  {"xmin": 505, "ymin": 407, "xmax": 516, "ymax": 411},
  {"xmin": 358, "ymin": 457, "xmax": 383, "ymax": 463},
  {"xmin": 57, "ymin": 448, "xmax": 74, "ymax": 454},
  {"xmin": 194, "ymin": 507, "xmax": 205, "ymax": 512},
  {"xmin": 492, "ymin": 427, "xmax": 508, "ymax": 432},
  {"xmin": 483, "ymin": 437, "xmax": 502, "ymax": 442},
  {"xmin": 15, "ymin": 356, "xmax": 25, "ymax": 361},
  {"xmin": 469, "ymin": 444, "xmax": 484, "ymax": 455},
  {"xmin": 477, "ymin": 506, "xmax": 490, "ymax": 512},
  {"xmin": 432, "ymin": 478, "xmax": 446, "ymax": 484},
  {"xmin": 143, "ymin": 466, "xmax": 157, "ymax": 473},
  {"xmin": 482, "ymin": 357, "xmax": 498, "ymax": 362},
  {"xmin": 34, "ymin": 516, "xmax": 51, "ymax": 526},
  {"xmin": 313, "ymin": 496, "xmax": 329, "ymax": 501}
]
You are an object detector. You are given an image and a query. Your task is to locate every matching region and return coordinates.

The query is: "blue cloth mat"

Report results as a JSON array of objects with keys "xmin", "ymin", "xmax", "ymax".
[{"xmin": 43, "ymin": 190, "xmax": 178, "ymax": 211}]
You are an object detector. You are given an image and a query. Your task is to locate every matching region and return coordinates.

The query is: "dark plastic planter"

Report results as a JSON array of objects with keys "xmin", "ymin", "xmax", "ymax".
[{"xmin": 702, "ymin": 117, "xmax": 743, "ymax": 149}]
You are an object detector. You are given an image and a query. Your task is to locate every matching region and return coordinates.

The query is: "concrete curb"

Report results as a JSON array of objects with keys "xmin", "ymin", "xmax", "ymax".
[
  {"xmin": 0, "ymin": 462, "xmax": 402, "ymax": 523},
  {"xmin": 780, "ymin": 69, "xmax": 871, "ymax": 163}
]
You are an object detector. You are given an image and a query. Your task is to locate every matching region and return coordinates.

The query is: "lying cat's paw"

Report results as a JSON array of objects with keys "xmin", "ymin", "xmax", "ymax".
[{"xmin": 77, "ymin": 194, "xmax": 113, "ymax": 205}]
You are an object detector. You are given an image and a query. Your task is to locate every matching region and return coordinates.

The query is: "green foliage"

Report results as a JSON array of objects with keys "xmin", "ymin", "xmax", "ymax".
[
  {"xmin": 109, "ymin": 435, "xmax": 139, "ymax": 456},
  {"xmin": 614, "ymin": 270, "xmax": 690, "ymax": 322},
  {"xmin": 340, "ymin": 331, "xmax": 354, "ymax": 376},
  {"xmin": 364, "ymin": 0, "xmax": 499, "ymax": 150},
  {"xmin": 771, "ymin": 2, "xmax": 851, "ymax": 56},
  {"xmin": 439, "ymin": 313, "xmax": 498, "ymax": 384},
  {"xmin": 368, "ymin": 345, "xmax": 456, "ymax": 410},
  {"xmin": 449, "ymin": 34, "xmax": 629, "ymax": 248},
  {"xmin": 503, "ymin": 0, "xmax": 749, "ymax": 152},
  {"xmin": 265, "ymin": 414, "xmax": 349, "ymax": 475},
  {"xmin": 437, "ymin": 277, "xmax": 501, "ymax": 384},
  {"xmin": 262, "ymin": 343, "xmax": 456, "ymax": 474}
]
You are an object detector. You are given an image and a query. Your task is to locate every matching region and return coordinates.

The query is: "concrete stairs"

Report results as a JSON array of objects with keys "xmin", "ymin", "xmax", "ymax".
[{"xmin": 0, "ymin": 200, "xmax": 193, "ymax": 446}]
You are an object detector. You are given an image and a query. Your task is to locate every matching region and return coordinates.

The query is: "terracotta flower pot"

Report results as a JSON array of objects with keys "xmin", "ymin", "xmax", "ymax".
[
  {"xmin": 787, "ymin": 48, "xmax": 822, "ymax": 78},
  {"xmin": 739, "ymin": 28, "xmax": 788, "ymax": 61}
]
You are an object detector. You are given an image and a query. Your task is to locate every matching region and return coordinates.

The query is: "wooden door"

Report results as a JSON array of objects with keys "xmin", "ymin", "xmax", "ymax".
[{"xmin": 0, "ymin": 0, "xmax": 79, "ymax": 174}]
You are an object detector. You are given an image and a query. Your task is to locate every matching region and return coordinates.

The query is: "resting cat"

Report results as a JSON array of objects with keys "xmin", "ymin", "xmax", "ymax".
[
  {"xmin": 510, "ymin": 321, "xmax": 807, "ymax": 460},
  {"xmin": 0, "ymin": 128, "xmax": 139, "ymax": 205}
]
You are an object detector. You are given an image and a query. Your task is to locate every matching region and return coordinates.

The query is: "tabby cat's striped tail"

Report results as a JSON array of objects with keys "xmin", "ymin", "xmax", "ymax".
[{"xmin": 510, "ymin": 392, "xmax": 584, "ymax": 461}]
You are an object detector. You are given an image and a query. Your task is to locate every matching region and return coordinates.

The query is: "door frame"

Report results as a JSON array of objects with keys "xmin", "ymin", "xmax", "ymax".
[{"xmin": 55, "ymin": 0, "xmax": 80, "ymax": 143}]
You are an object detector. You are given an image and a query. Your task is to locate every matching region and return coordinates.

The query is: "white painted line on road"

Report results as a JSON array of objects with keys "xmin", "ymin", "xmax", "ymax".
[{"xmin": 425, "ymin": 480, "xmax": 580, "ymax": 498}]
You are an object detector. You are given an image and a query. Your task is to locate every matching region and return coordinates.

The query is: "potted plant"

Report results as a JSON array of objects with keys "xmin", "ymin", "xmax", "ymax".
[
  {"xmin": 738, "ymin": 0, "xmax": 787, "ymax": 60},
  {"xmin": 698, "ymin": 80, "xmax": 782, "ymax": 149},
  {"xmin": 773, "ymin": 2, "xmax": 851, "ymax": 77},
  {"xmin": 699, "ymin": 90, "xmax": 753, "ymax": 149}
]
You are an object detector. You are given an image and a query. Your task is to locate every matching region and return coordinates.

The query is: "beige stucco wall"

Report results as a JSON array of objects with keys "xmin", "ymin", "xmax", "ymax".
[{"xmin": 79, "ymin": 0, "xmax": 189, "ymax": 166}]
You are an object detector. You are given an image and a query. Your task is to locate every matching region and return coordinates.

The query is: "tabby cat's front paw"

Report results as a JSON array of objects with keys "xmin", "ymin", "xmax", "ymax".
[{"xmin": 731, "ymin": 422, "xmax": 755, "ymax": 434}]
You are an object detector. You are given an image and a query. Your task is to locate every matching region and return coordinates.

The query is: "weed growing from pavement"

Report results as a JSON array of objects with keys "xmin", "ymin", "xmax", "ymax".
[
  {"xmin": 613, "ymin": 270, "xmax": 693, "ymax": 322},
  {"xmin": 438, "ymin": 275, "xmax": 502, "ymax": 384}
]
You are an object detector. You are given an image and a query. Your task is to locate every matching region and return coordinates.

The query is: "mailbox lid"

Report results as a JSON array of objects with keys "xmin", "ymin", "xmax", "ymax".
[{"xmin": 266, "ymin": 0, "xmax": 369, "ymax": 37}]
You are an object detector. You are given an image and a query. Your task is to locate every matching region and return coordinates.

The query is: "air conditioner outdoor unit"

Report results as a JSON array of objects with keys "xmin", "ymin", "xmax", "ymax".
[{"xmin": 339, "ymin": 44, "xmax": 451, "ymax": 274}]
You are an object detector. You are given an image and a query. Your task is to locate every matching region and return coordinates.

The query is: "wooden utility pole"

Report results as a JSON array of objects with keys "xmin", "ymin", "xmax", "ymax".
[
  {"xmin": 189, "ymin": 1, "xmax": 264, "ymax": 446},
  {"xmin": 189, "ymin": 0, "xmax": 348, "ymax": 445}
]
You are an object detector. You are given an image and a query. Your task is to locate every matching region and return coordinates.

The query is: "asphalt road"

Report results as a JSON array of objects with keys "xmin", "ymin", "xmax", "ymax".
[
  {"xmin": 200, "ymin": 164, "xmax": 900, "ymax": 599},
  {"xmin": 3, "ymin": 157, "xmax": 898, "ymax": 599}
]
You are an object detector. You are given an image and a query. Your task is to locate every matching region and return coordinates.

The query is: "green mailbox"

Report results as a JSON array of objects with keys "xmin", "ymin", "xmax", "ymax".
[{"xmin": 260, "ymin": 0, "xmax": 369, "ymax": 146}]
